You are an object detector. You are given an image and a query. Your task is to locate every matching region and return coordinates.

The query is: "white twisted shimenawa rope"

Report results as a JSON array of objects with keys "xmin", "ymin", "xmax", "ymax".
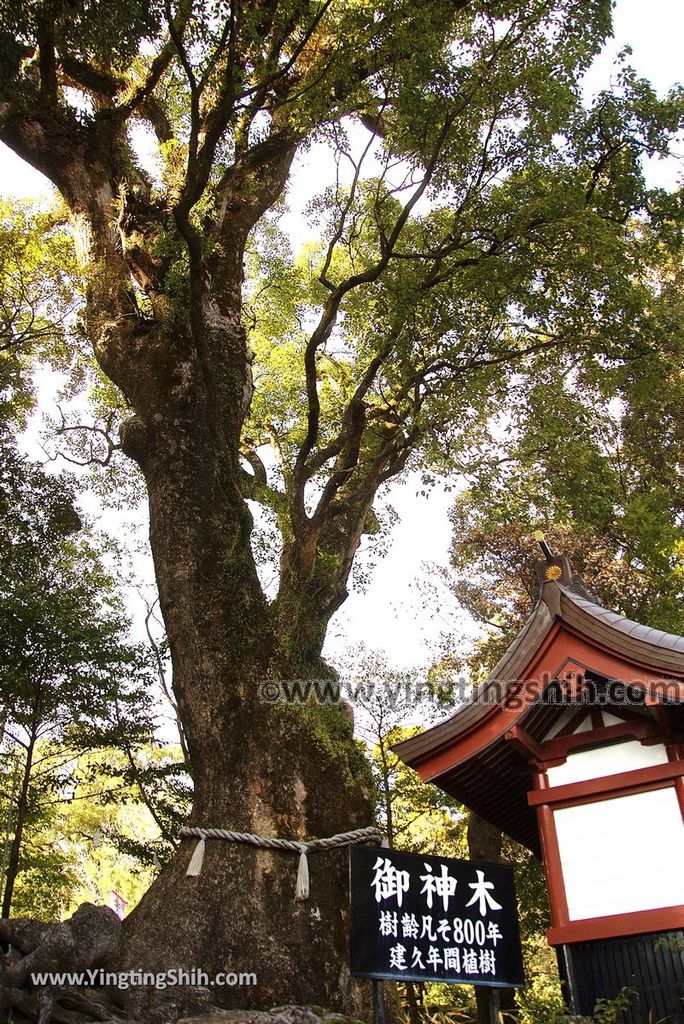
[{"xmin": 180, "ymin": 825, "xmax": 384, "ymax": 901}]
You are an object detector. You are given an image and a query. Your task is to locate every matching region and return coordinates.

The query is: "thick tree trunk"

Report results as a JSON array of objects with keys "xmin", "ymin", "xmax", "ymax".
[
  {"xmin": 114, "ymin": 351, "xmax": 375, "ymax": 1016},
  {"xmin": 124, "ymin": 711, "xmax": 373, "ymax": 1015}
]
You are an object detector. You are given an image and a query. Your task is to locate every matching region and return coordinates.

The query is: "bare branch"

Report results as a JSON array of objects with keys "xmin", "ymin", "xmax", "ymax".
[
  {"xmin": 143, "ymin": 598, "xmax": 189, "ymax": 767},
  {"xmin": 41, "ymin": 408, "xmax": 122, "ymax": 468},
  {"xmin": 318, "ymin": 119, "xmax": 382, "ymax": 290}
]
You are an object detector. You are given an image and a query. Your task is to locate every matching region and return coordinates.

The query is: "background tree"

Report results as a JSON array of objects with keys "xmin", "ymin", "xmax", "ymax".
[
  {"xmin": 0, "ymin": 742, "xmax": 188, "ymax": 922},
  {"xmin": 346, "ymin": 652, "xmax": 555, "ymax": 1024},
  {"xmin": 0, "ymin": 199, "xmax": 79, "ymax": 427},
  {"xmin": 443, "ymin": 255, "xmax": 684, "ymax": 679},
  {"xmin": 0, "ymin": 440, "xmax": 158, "ymax": 916},
  {"xmin": 1, "ymin": 0, "xmax": 683, "ymax": 1010},
  {"xmin": 344, "ymin": 650, "xmax": 466, "ymax": 853},
  {"xmin": 343, "ymin": 652, "xmax": 468, "ymax": 1024}
]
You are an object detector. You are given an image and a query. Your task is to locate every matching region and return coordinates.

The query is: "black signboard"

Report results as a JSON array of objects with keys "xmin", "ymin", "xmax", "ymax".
[{"xmin": 350, "ymin": 846, "xmax": 524, "ymax": 988}]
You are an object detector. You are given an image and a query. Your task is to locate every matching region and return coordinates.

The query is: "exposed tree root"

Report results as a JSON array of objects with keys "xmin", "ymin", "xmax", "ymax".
[{"xmin": 0, "ymin": 904, "xmax": 126, "ymax": 1024}]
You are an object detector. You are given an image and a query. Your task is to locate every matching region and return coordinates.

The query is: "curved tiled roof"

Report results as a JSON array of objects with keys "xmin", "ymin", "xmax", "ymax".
[
  {"xmin": 557, "ymin": 584, "xmax": 684, "ymax": 670},
  {"xmin": 393, "ymin": 577, "xmax": 684, "ymax": 771},
  {"xmin": 392, "ymin": 565, "xmax": 684, "ymax": 853}
]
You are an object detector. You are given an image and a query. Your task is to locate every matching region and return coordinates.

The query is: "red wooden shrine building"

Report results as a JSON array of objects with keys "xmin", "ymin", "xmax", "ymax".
[{"xmin": 394, "ymin": 544, "xmax": 684, "ymax": 1020}]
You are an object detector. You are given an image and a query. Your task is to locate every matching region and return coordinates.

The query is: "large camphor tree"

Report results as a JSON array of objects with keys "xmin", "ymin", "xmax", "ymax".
[{"xmin": 1, "ymin": 0, "xmax": 682, "ymax": 1011}]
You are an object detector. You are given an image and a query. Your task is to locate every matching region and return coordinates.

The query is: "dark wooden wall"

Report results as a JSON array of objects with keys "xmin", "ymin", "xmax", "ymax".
[{"xmin": 558, "ymin": 930, "xmax": 684, "ymax": 1022}]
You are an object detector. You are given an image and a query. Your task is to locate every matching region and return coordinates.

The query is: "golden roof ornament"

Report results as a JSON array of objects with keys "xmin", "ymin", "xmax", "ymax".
[{"xmin": 533, "ymin": 529, "xmax": 572, "ymax": 587}]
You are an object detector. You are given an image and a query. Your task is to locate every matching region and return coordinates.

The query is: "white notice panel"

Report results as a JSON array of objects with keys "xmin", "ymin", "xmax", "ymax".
[
  {"xmin": 554, "ymin": 787, "xmax": 684, "ymax": 920},
  {"xmin": 546, "ymin": 740, "xmax": 668, "ymax": 787}
]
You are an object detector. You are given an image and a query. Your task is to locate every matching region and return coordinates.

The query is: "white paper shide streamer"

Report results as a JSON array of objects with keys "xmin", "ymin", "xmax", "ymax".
[{"xmin": 185, "ymin": 836, "xmax": 206, "ymax": 877}]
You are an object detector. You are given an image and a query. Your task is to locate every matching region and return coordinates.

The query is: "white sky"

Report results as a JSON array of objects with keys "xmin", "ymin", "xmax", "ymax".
[{"xmin": 1, "ymin": 0, "xmax": 683, "ymax": 680}]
